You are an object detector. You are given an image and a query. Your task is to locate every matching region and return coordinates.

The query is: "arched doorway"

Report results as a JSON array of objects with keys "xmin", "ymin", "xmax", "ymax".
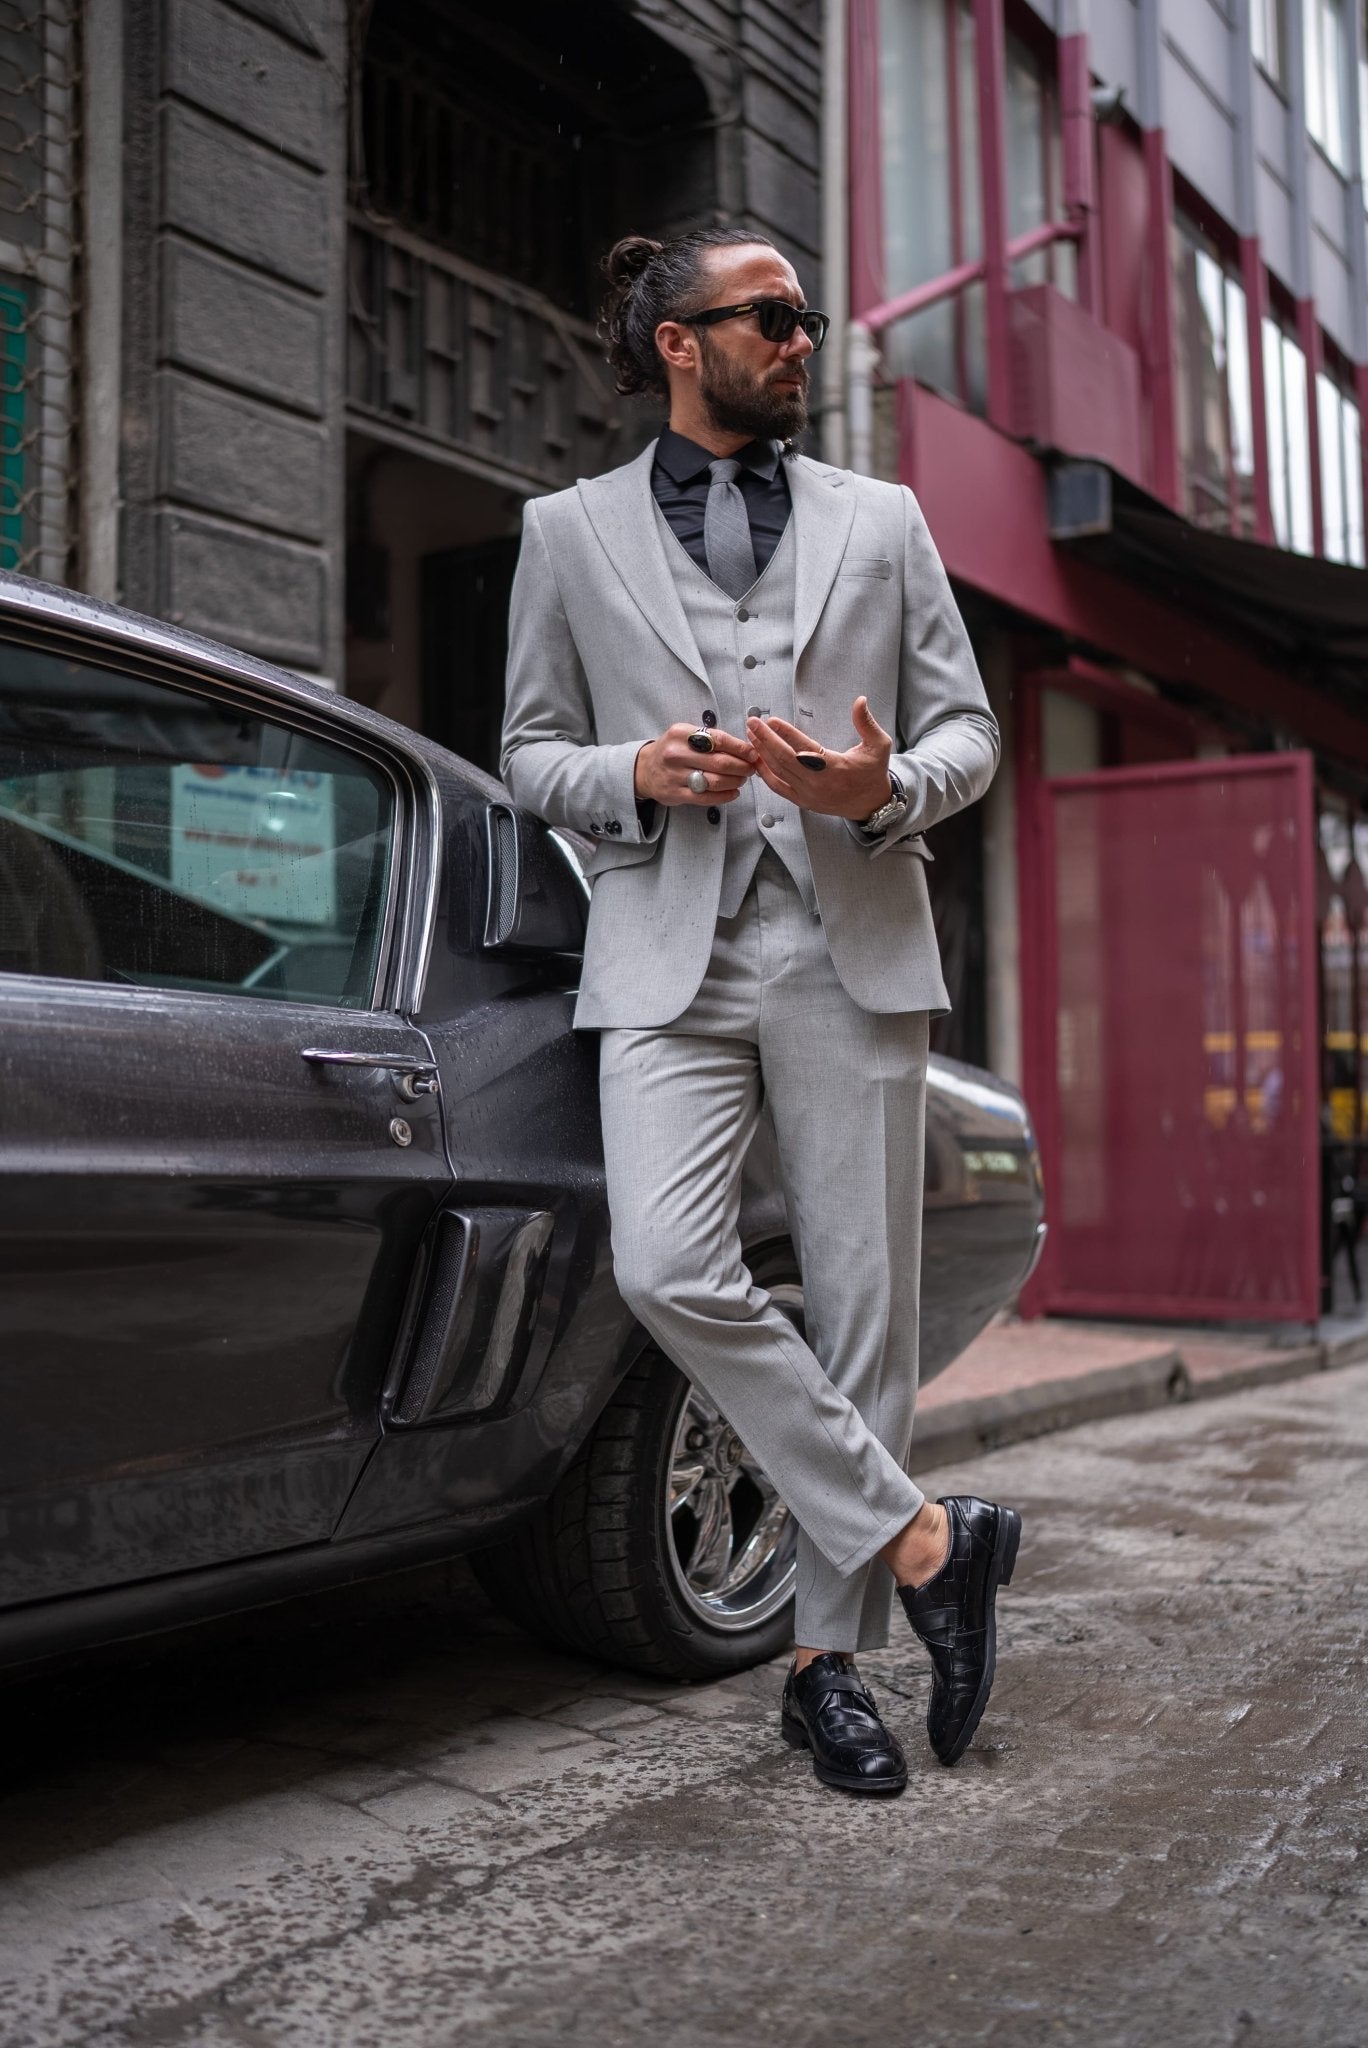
[{"xmin": 342, "ymin": 0, "xmax": 717, "ymax": 767}]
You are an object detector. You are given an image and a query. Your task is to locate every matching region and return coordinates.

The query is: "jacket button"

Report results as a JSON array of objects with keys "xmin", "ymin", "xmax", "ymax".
[
  {"xmin": 742, "ymin": 654, "xmax": 758, "ymax": 669},
  {"xmin": 701, "ymin": 709, "xmax": 717, "ymax": 727},
  {"xmin": 707, "ymin": 806, "xmax": 721, "ymax": 824}
]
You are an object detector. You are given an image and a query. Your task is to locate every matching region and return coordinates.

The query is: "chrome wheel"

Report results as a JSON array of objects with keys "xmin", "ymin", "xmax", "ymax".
[{"xmin": 663, "ymin": 1281, "xmax": 801, "ymax": 1632}]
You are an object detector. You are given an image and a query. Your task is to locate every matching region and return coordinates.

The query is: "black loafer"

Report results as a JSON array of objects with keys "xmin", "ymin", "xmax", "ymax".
[
  {"xmin": 780, "ymin": 1653, "xmax": 908, "ymax": 1795},
  {"xmin": 898, "ymin": 1494, "xmax": 1022, "ymax": 1766}
]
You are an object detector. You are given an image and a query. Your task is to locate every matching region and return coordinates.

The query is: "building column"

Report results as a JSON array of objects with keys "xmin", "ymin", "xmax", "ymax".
[
  {"xmin": 119, "ymin": 0, "xmax": 349, "ymax": 681},
  {"xmin": 1232, "ymin": 0, "xmax": 1275, "ymax": 542},
  {"xmin": 1136, "ymin": 0, "xmax": 1180, "ymax": 507},
  {"xmin": 981, "ymin": 632, "xmax": 1021, "ymax": 1090},
  {"xmin": 972, "ymin": 0, "xmax": 1014, "ymax": 434},
  {"xmin": 82, "ymin": 0, "xmax": 124, "ymax": 601},
  {"xmin": 1284, "ymin": 0, "xmax": 1325, "ymax": 556}
]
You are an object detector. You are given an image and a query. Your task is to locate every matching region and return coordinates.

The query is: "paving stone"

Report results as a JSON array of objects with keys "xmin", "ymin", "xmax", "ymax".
[{"xmin": 0, "ymin": 1369, "xmax": 1365, "ymax": 2046}]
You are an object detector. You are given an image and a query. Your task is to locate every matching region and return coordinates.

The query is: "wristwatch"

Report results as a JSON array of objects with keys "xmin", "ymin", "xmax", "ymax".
[{"xmin": 859, "ymin": 769, "xmax": 908, "ymax": 838}]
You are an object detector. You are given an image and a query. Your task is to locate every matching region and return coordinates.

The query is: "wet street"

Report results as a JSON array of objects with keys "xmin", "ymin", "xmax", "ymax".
[{"xmin": 1, "ymin": 1364, "xmax": 1365, "ymax": 2048}]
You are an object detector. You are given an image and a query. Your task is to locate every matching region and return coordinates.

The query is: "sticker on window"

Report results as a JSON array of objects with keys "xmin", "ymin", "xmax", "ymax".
[{"xmin": 170, "ymin": 764, "xmax": 338, "ymax": 926}]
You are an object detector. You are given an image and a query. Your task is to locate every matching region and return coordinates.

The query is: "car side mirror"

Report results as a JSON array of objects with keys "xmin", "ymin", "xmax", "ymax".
[{"xmin": 482, "ymin": 802, "xmax": 587, "ymax": 957}]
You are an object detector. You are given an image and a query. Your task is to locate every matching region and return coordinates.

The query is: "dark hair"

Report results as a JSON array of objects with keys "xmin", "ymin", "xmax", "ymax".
[{"xmin": 599, "ymin": 228, "xmax": 777, "ymax": 400}]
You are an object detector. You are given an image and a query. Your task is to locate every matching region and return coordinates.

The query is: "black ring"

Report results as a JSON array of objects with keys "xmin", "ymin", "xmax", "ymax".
[{"xmin": 687, "ymin": 729, "xmax": 715, "ymax": 754}]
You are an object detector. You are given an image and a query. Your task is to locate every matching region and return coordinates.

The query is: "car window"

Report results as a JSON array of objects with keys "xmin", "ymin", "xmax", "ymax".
[{"xmin": 0, "ymin": 641, "xmax": 395, "ymax": 1006}]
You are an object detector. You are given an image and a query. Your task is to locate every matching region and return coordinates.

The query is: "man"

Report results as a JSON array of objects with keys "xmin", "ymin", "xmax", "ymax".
[{"xmin": 501, "ymin": 226, "xmax": 1020, "ymax": 1796}]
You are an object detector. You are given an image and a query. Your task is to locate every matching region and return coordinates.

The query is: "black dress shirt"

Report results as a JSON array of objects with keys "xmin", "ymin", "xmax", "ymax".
[{"xmin": 651, "ymin": 428, "xmax": 793, "ymax": 580}]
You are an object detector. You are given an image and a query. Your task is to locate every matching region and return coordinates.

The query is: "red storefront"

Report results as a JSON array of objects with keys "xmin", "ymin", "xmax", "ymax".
[{"xmin": 843, "ymin": 0, "xmax": 1368, "ymax": 1323}]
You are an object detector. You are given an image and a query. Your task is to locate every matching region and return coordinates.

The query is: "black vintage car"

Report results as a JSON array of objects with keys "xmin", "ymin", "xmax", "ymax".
[{"xmin": 0, "ymin": 576, "xmax": 1044, "ymax": 1680}]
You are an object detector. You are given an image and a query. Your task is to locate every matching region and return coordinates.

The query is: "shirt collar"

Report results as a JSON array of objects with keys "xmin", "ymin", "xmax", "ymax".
[{"xmin": 654, "ymin": 427, "xmax": 784, "ymax": 485}]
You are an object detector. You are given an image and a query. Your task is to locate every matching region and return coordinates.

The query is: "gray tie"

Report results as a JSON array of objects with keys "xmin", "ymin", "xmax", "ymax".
[{"xmin": 704, "ymin": 457, "xmax": 758, "ymax": 598}]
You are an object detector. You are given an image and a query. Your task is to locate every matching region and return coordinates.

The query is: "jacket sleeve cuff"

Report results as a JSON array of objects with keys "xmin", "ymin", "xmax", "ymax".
[{"xmin": 582, "ymin": 740, "xmax": 666, "ymax": 847}]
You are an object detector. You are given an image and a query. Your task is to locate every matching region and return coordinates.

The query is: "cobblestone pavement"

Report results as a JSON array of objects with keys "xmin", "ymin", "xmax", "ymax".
[{"xmin": 1, "ymin": 1366, "xmax": 1366, "ymax": 2048}]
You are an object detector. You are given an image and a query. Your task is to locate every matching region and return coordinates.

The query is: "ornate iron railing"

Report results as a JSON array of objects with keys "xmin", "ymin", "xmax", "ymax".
[{"xmin": 346, "ymin": 217, "xmax": 635, "ymax": 495}]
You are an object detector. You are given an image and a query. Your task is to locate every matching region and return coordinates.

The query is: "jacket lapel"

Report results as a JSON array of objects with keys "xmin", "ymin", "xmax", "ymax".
[
  {"xmin": 576, "ymin": 441, "xmax": 710, "ymax": 689},
  {"xmin": 789, "ymin": 455, "xmax": 857, "ymax": 668}
]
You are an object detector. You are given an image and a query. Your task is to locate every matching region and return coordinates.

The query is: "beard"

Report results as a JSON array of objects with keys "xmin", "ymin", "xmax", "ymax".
[{"xmin": 698, "ymin": 334, "xmax": 809, "ymax": 441}]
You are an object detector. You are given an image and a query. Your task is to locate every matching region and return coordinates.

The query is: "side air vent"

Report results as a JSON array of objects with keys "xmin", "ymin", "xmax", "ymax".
[
  {"xmin": 389, "ymin": 1206, "xmax": 556, "ymax": 1426},
  {"xmin": 484, "ymin": 804, "xmax": 521, "ymax": 947},
  {"xmin": 480, "ymin": 801, "xmax": 587, "ymax": 957}
]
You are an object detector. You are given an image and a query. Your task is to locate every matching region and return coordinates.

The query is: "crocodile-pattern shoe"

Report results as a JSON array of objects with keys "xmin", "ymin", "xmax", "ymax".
[
  {"xmin": 780, "ymin": 1653, "xmax": 908, "ymax": 1795},
  {"xmin": 898, "ymin": 1494, "xmax": 1022, "ymax": 1766}
]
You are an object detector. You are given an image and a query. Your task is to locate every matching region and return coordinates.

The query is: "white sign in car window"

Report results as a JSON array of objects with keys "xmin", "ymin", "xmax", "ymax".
[{"xmin": 169, "ymin": 764, "xmax": 337, "ymax": 926}]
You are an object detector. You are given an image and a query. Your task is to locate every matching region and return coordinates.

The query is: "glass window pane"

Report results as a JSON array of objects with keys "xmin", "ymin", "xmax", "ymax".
[
  {"xmin": 1254, "ymin": 0, "xmax": 1287, "ymax": 80},
  {"xmin": 1264, "ymin": 316, "xmax": 1290, "ymax": 546},
  {"xmin": 1225, "ymin": 275, "xmax": 1256, "ymax": 534},
  {"xmin": 1319, "ymin": 372, "xmax": 1346, "ymax": 561},
  {"xmin": 1323, "ymin": 0, "xmax": 1348, "ymax": 167},
  {"xmin": 1174, "ymin": 220, "xmax": 1233, "ymax": 529},
  {"xmin": 1305, "ymin": 0, "xmax": 1327, "ymax": 146},
  {"xmin": 881, "ymin": 0, "xmax": 953, "ymax": 388},
  {"xmin": 880, "ymin": 0, "xmax": 953, "ymax": 301},
  {"xmin": 0, "ymin": 646, "xmax": 395, "ymax": 1003},
  {"xmin": 1005, "ymin": 33, "xmax": 1046, "ymax": 257},
  {"xmin": 1282, "ymin": 333, "xmax": 1314, "ymax": 553},
  {"xmin": 1343, "ymin": 395, "xmax": 1365, "ymax": 567}
]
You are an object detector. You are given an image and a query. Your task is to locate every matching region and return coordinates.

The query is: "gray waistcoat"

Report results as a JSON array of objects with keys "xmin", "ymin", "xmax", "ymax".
[{"xmin": 653, "ymin": 504, "xmax": 818, "ymax": 917}]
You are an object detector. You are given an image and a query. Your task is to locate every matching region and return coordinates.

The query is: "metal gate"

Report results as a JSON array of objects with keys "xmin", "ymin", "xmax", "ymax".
[{"xmin": 1030, "ymin": 752, "xmax": 1319, "ymax": 1321}]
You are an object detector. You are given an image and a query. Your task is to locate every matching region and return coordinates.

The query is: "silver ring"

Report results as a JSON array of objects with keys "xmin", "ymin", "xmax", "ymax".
[{"xmin": 687, "ymin": 768, "xmax": 709, "ymax": 795}]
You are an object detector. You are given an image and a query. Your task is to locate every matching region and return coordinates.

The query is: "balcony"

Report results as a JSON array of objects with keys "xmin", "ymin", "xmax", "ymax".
[{"xmin": 1008, "ymin": 284, "xmax": 1145, "ymax": 490}]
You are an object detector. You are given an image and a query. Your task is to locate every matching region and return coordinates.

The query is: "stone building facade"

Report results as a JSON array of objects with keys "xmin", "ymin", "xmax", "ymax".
[{"xmin": 54, "ymin": 0, "xmax": 822, "ymax": 769}]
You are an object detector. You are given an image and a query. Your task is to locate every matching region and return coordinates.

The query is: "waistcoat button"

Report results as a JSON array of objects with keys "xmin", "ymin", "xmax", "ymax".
[
  {"xmin": 746, "ymin": 704, "xmax": 763, "ymax": 719},
  {"xmin": 742, "ymin": 654, "xmax": 758, "ymax": 669},
  {"xmin": 736, "ymin": 606, "xmax": 750, "ymax": 621},
  {"xmin": 761, "ymin": 813, "xmax": 776, "ymax": 828},
  {"xmin": 701, "ymin": 709, "xmax": 717, "ymax": 727}
]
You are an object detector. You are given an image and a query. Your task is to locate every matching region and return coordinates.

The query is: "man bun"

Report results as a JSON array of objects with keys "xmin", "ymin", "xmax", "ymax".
[
  {"xmin": 603, "ymin": 235, "xmax": 664, "ymax": 290},
  {"xmin": 598, "ymin": 226, "xmax": 775, "ymax": 402}
]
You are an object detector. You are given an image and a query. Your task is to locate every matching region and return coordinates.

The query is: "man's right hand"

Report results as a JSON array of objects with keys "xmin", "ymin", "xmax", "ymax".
[{"xmin": 634, "ymin": 724, "xmax": 757, "ymax": 806}]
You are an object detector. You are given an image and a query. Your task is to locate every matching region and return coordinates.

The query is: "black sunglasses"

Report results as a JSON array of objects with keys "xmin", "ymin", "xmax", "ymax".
[{"xmin": 684, "ymin": 299, "xmax": 830, "ymax": 351}]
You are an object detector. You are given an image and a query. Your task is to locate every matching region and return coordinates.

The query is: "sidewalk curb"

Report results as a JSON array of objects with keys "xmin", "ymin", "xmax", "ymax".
[
  {"xmin": 910, "ymin": 1331, "xmax": 1358, "ymax": 1473},
  {"xmin": 909, "ymin": 1348, "xmax": 1187, "ymax": 1473}
]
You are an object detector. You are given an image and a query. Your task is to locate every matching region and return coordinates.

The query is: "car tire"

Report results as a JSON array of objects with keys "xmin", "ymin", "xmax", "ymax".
[{"xmin": 473, "ymin": 1244, "xmax": 801, "ymax": 1681}]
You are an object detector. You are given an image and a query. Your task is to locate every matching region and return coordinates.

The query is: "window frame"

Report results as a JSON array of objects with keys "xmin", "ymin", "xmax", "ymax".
[
  {"xmin": 1316, "ymin": 347, "xmax": 1367, "ymax": 566},
  {"xmin": 1253, "ymin": 0, "xmax": 1289, "ymax": 89},
  {"xmin": 1261, "ymin": 303, "xmax": 1317, "ymax": 556},
  {"xmin": 0, "ymin": 614, "xmax": 435, "ymax": 1016},
  {"xmin": 1304, "ymin": 0, "xmax": 1351, "ymax": 173},
  {"xmin": 1170, "ymin": 205, "xmax": 1257, "ymax": 537}
]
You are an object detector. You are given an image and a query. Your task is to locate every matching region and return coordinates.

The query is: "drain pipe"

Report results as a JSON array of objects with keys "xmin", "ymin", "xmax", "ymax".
[
  {"xmin": 821, "ymin": 0, "xmax": 850, "ymax": 467},
  {"xmin": 846, "ymin": 319, "xmax": 878, "ymax": 477}
]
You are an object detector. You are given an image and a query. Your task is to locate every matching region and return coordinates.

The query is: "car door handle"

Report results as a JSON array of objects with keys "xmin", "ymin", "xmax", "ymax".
[{"xmin": 300, "ymin": 1049, "xmax": 440, "ymax": 1099}]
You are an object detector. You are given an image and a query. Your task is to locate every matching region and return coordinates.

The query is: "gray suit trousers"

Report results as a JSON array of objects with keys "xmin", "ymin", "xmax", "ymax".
[{"xmin": 598, "ymin": 851, "xmax": 928, "ymax": 1652}]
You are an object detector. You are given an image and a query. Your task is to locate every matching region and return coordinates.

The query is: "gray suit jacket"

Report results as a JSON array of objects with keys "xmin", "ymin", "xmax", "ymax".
[{"xmin": 500, "ymin": 440, "xmax": 999, "ymax": 1028}]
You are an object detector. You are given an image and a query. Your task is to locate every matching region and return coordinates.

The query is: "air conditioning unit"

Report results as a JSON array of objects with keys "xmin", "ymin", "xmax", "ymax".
[{"xmin": 1009, "ymin": 283, "xmax": 1145, "ymax": 488}]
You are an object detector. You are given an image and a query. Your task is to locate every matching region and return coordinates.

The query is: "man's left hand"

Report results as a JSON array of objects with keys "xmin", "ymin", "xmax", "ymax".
[{"xmin": 747, "ymin": 695, "xmax": 894, "ymax": 820}]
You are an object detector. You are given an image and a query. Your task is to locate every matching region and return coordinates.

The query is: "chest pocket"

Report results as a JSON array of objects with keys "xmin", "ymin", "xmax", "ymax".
[{"xmin": 841, "ymin": 555, "xmax": 893, "ymax": 579}]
